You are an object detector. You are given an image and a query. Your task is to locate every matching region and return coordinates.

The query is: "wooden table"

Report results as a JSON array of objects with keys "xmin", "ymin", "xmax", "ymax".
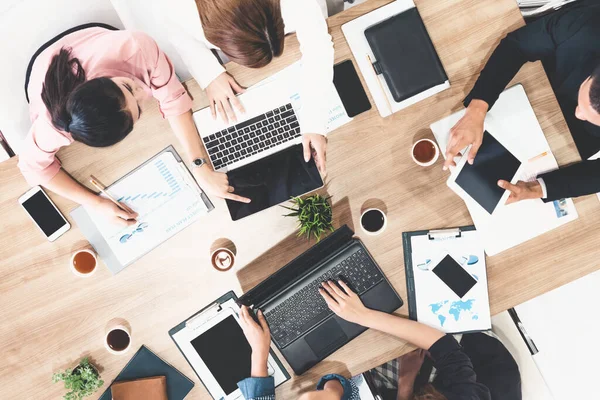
[{"xmin": 1, "ymin": 0, "xmax": 599, "ymax": 398}]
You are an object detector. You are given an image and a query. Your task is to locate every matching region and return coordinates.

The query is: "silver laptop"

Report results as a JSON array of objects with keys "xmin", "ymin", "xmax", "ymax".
[{"xmin": 193, "ymin": 80, "xmax": 303, "ymax": 172}]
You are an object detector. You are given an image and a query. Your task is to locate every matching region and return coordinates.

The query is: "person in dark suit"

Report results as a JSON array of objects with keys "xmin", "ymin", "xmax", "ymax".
[{"xmin": 444, "ymin": 1, "xmax": 600, "ymax": 203}]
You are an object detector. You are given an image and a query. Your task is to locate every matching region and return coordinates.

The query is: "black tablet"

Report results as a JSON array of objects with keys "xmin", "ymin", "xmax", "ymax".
[
  {"xmin": 453, "ymin": 131, "xmax": 522, "ymax": 214},
  {"xmin": 226, "ymin": 144, "xmax": 324, "ymax": 221}
]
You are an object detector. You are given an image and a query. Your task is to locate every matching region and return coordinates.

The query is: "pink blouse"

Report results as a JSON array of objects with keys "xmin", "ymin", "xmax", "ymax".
[{"xmin": 19, "ymin": 28, "xmax": 193, "ymax": 186}]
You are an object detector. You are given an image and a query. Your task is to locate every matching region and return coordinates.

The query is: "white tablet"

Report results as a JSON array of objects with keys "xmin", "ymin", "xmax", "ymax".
[
  {"xmin": 171, "ymin": 299, "xmax": 289, "ymax": 399},
  {"xmin": 447, "ymin": 129, "xmax": 525, "ymax": 215}
]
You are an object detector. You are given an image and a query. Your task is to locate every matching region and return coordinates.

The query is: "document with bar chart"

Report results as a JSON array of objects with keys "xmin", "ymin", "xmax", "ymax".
[{"xmin": 72, "ymin": 147, "xmax": 214, "ymax": 273}]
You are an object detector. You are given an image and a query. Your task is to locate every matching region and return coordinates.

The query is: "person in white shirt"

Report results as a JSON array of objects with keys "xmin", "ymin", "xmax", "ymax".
[{"xmin": 162, "ymin": 0, "xmax": 333, "ymax": 200}]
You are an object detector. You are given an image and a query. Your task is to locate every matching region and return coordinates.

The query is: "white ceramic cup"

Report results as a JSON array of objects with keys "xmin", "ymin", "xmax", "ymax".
[
  {"xmin": 360, "ymin": 208, "xmax": 388, "ymax": 236},
  {"xmin": 411, "ymin": 138, "xmax": 440, "ymax": 167},
  {"xmin": 210, "ymin": 248, "xmax": 235, "ymax": 272},
  {"xmin": 69, "ymin": 249, "xmax": 98, "ymax": 277},
  {"xmin": 104, "ymin": 325, "xmax": 132, "ymax": 355}
]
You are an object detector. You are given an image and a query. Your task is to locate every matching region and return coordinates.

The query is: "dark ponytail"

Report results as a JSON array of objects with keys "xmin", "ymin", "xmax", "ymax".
[{"xmin": 41, "ymin": 47, "xmax": 134, "ymax": 147}]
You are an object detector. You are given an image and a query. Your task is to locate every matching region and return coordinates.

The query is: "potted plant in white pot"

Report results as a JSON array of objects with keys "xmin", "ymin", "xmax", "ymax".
[{"xmin": 52, "ymin": 357, "xmax": 104, "ymax": 400}]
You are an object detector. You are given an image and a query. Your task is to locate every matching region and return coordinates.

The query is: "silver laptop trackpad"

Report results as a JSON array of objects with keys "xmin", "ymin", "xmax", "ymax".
[{"xmin": 304, "ymin": 318, "xmax": 348, "ymax": 358}]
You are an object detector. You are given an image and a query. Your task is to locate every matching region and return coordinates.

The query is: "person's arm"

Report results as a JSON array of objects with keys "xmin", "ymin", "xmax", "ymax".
[
  {"xmin": 134, "ymin": 32, "xmax": 250, "ymax": 203},
  {"xmin": 537, "ymin": 158, "xmax": 600, "ymax": 201},
  {"xmin": 167, "ymin": 111, "xmax": 250, "ymax": 202},
  {"xmin": 319, "ymin": 282, "xmax": 491, "ymax": 400},
  {"xmin": 18, "ymin": 121, "xmax": 137, "ymax": 226},
  {"xmin": 444, "ymin": 7, "xmax": 581, "ymax": 169},
  {"xmin": 283, "ymin": 0, "xmax": 332, "ymax": 173},
  {"xmin": 163, "ymin": 12, "xmax": 246, "ymax": 123},
  {"xmin": 237, "ymin": 306, "xmax": 275, "ymax": 400},
  {"xmin": 318, "ymin": 280, "xmax": 444, "ymax": 349}
]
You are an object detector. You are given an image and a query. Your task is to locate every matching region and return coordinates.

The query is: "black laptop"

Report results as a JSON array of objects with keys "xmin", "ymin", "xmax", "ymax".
[{"xmin": 238, "ymin": 225, "xmax": 403, "ymax": 375}]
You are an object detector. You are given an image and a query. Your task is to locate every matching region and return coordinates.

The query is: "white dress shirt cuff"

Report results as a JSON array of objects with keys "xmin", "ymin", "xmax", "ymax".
[{"xmin": 537, "ymin": 177, "xmax": 548, "ymax": 199}]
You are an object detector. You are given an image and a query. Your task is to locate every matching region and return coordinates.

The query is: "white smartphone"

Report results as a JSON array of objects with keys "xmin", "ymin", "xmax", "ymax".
[{"xmin": 19, "ymin": 186, "xmax": 70, "ymax": 241}]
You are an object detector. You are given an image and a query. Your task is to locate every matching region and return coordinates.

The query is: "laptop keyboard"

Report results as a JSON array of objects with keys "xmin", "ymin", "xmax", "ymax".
[
  {"xmin": 265, "ymin": 248, "xmax": 384, "ymax": 348},
  {"xmin": 202, "ymin": 103, "xmax": 301, "ymax": 170}
]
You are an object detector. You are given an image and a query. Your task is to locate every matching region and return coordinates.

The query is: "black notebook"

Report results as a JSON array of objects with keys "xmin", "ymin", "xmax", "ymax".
[
  {"xmin": 364, "ymin": 7, "xmax": 447, "ymax": 103},
  {"xmin": 98, "ymin": 345, "xmax": 194, "ymax": 400}
]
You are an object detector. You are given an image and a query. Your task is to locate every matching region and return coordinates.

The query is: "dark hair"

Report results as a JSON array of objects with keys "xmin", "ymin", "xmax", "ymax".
[
  {"xmin": 41, "ymin": 48, "xmax": 134, "ymax": 147},
  {"xmin": 196, "ymin": 0, "xmax": 285, "ymax": 68},
  {"xmin": 590, "ymin": 63, "xmax": 600, "ymax": 114},
  {"xmin": 412, "ymin": 384, "xmax": 448, "ymax": 400}
]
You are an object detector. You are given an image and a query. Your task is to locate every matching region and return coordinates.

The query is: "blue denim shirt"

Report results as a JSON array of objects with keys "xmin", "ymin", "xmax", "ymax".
[{"xmin": 237, "ymin": 374, "xmax": 359, "ymax": 400}]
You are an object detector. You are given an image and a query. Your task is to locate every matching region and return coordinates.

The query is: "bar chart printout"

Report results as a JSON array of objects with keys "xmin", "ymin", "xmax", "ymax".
[{"xmin": 85, "ymin": 152, "xmax": 209, "ymax": 265}]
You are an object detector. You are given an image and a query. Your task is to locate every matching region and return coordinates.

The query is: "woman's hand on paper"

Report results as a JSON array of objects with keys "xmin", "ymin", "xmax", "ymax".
[
  {"xmin": 303, "ymin": 133, "xmax": 327, "ymax": 174},
  {"xmin": 444, "ymin": 99, "xmax": 489, "ymax": 170},
  {"xmin": 498, "ymin": 180, "xmax": 543, "ymax": 204},
  {"xmin": 239, "ymin": 305, "xmax": 271, "ymax": 377},
  {"xmin": 93, "ymin": 196, "xmax": 138, "ymax": 227},
  {"xmin": 193, "ymin": 166, "xmax": 250, "ymax": 203},
  {"xmin": 319, "ymin": 280, "xmax": 371, "ymax": 325},
  {"xmin": 206, "ymin": 72, "xmax": 246, "ymax": 124}
]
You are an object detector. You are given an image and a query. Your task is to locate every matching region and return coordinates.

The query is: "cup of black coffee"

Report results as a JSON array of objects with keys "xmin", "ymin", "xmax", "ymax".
[
  {"xmin": 105, "ymin": 325, "xmax": 131, "ymax": 355},
  {"xmin": 360, "ymin": 208, "xmax": 387, "ymax": 236}
]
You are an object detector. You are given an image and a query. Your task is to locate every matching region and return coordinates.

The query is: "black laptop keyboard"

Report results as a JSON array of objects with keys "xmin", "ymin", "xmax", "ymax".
[
  {"xmin": 202, "ymin": 103, "xmax": 301, "ymax": 170},
  {"xmin": 265, "ymin": 248, "xmax": 384, "ymax": 348}
]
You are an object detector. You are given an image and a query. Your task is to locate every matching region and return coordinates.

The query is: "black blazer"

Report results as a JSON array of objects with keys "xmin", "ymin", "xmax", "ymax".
[{"xmin": 464, "ymin": 0, "xmax": 600, "ymax": 202}]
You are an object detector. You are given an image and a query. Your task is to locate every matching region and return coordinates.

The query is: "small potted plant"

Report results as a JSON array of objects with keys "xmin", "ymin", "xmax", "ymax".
[
  {"xmin": 283, "ymin": 194, "xmax": 334, "ymax": 242},
  {"xmin": 52, "ymin": 357, "xmax": 104, "ymax": 400}
]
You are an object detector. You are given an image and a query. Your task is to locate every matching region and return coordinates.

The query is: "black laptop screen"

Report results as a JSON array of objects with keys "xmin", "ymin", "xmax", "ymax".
[{"xmin": 225, "ymin": 144, "xmax": 323, "ymax": 221}]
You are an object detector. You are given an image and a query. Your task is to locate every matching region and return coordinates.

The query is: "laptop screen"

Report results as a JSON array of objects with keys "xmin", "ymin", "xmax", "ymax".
[{"xmin": 225, "ymin": 144, "xmax": 324, "ymax": 221}]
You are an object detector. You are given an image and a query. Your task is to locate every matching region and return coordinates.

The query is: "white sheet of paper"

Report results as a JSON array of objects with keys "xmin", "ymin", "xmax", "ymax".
[
  {"xmin": 257, "ymin": 60, "xmax": 352, "ymax": 133},
  {"xmin": 85, "ymin": 152, "xmax": 209, "ymax": 265},
  {"xmin": 410, "ymin": 231, "xmax": 490, "ymax": 333},
  {"xmin": 430, "ymin": 85, "xmax": 578, "ymax": 255}
]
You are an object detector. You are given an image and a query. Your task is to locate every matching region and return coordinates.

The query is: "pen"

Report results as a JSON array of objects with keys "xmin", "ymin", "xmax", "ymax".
[
  {"xmin": 89, "ymin": 175, "xmax": 135, "ymax": 215},
  {"xmin": 528, "ymin": 151, "xmax": 548, "ymax": 163},
  {"xmin": 366, "ymin": 54, "xmax": 393, "ymax": 115}
]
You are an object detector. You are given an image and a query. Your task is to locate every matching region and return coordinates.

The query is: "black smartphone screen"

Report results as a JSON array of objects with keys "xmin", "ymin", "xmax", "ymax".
[
  {"xmin": 333, "ymin": 60, "xmax": 371, "ymax": 118},
  {"xmin": 432, "ymin": 255, "xmax": 477, "ymax": 298},
  {"xmin": 455, "ymin": 130, "xmax": 521, "ymax": 214},
  {"xmin": 22, "ymin": 190, "xmax": 67, "ymax": 237}
]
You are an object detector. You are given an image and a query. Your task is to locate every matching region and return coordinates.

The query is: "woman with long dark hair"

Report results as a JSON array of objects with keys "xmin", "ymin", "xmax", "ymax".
[
  {"xmin": 20, "ymin": 26, "xmax": 249, "ymax": 226},
  {"xmin": 162, "ymin": 0, "xmax": 332, "ymax": 172}
]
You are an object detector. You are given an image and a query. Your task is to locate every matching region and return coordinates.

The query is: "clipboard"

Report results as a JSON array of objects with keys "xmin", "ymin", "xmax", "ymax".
[
  {"xmin": 402, "ymin": 226, "xmax": 491, "ymax": 333},
  {"xmin": 169, "ymin": 291, "xmax": 290, "ymax": 400},
  {"xmin": 71, "ymin": 145, "xmax": 214, "ymax": 274}
]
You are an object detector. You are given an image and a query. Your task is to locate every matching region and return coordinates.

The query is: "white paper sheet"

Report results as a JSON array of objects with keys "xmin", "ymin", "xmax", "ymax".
[
  {"xmin": 258, "ymin": 60, "xmax": 352, "ymax": 133},
  {"xmin": 410, "ymin": 231, "xmax": 490, "ymax": 333},
  {"xmin": 85, "ymin": 152, "xmax": 209, "ymax": 265},
  {"xmin": 430, "ymin": 85, "xmax": 578, "ymax": 255}
]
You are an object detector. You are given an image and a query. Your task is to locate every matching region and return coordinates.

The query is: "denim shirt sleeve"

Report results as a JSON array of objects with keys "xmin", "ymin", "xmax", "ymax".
[
  {"xmin": 316, "ymin": 374, "xmax": 359, "ymax": 400},
  {"xmin": 237, "ymin": 377, "xmax": 275, "ymax": 400}
]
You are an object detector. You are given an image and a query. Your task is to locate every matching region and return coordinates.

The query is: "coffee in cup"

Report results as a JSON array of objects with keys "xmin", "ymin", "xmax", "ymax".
[
  {"xmin": 360, "ymin": 208, "xmax": 387, "ymax": 236},
  {"xmin": 211, "ymin": 248, "xmax": 235, "ymax": 271},
  {"xmin": 411, "ymin": 138, "xmax": 439, "ymax": 167},
  {"xmin": 70, "ymin": 249, "xmax": 97, "ymax": 277},
  {"xmin": 105, "ymin": 325, "xmax": 131, "ymax": 355}
]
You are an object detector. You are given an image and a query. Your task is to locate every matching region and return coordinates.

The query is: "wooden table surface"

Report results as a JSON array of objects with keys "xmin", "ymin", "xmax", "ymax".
[{"xmin": 2, "ymin": 0, "xmax": 599, "ymax": 398}]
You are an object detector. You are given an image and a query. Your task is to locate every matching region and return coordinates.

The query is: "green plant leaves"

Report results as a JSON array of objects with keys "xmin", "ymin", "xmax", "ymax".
[
  {"xmin": 52, "ymin": 358, "xmax": 104, "ymax": 400},
  {"xmin": 282, "ymin": 194, "xmax": 333, "ymax": 242}
]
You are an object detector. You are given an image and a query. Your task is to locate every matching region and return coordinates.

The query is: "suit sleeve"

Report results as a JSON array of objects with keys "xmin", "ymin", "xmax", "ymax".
[
  {"xmin": 539, "ymin": 159, "xmax": 600, "ymax": 201},
  {"xmin": 464, "ymin": 6, "xmax": 585, "ymax": 109}
]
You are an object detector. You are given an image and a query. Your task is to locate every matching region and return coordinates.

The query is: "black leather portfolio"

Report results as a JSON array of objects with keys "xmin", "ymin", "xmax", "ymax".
[{"xmin": 364, "ymin": 7, "xmax": 447, "ymax": 103}]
